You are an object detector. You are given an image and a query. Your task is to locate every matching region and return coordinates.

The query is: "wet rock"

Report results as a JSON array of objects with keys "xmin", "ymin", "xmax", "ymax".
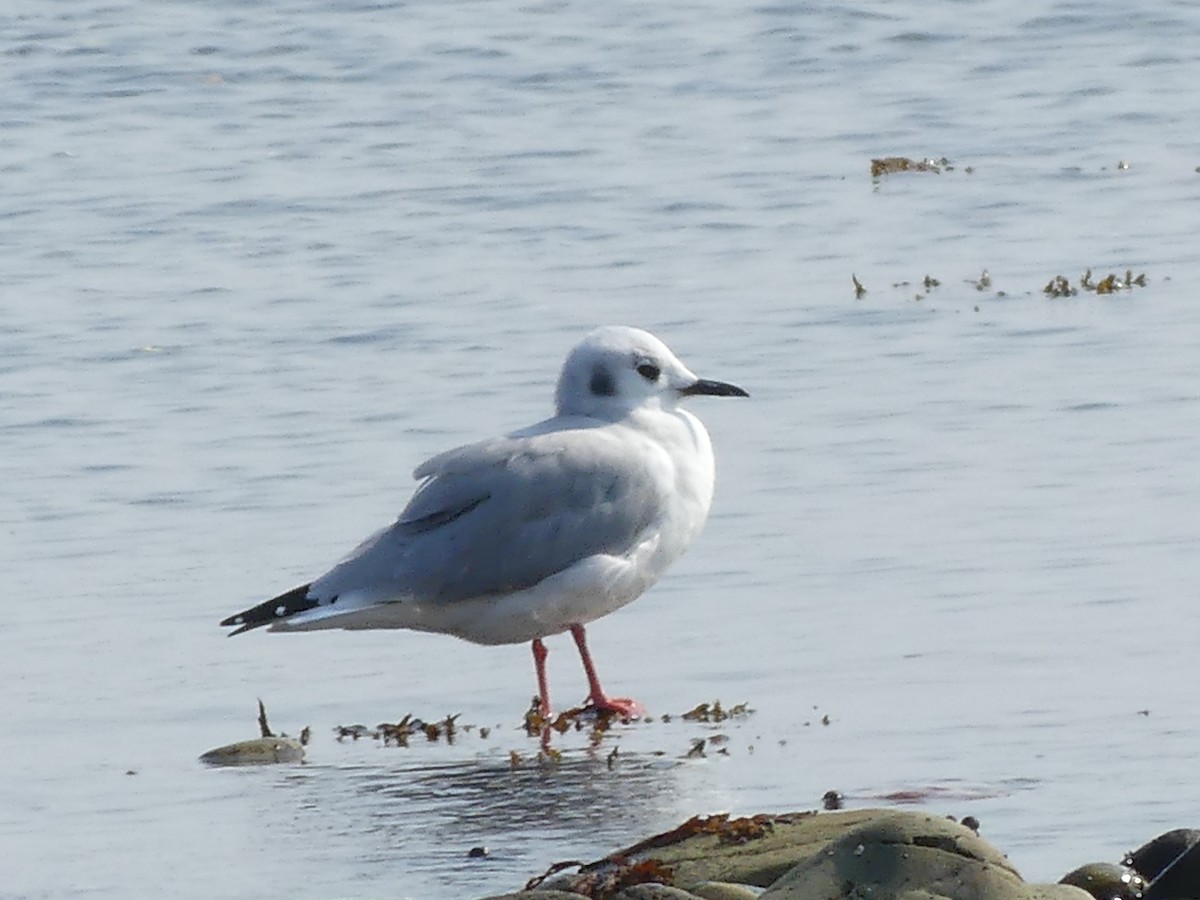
[
  {"xmin": 615, "ymin": 887, "xmax": 705, "ymax": 899},
  {"xmin": 532, "ymin": 873, "xmax": 588, "ymax": 892},
  {"xmin": 482, "ymin": 819, "xmax": 1200, "ymax": 900},
  {"xmin": 757, "ymin": 812, "xmax": 1088, "ymax": 900},
  {"xmin": 198, "ymin": 735, "xmax": 305, "ymax": 766},
  {"xmin": 486, "ymin": 810, "xmax": 1088, "ymax": 900},
  {"xmin": 201, "ymin": 699, "xmax": 308, "ymax": 766},
  {"xmin": 1059, "ymin": 862, "xmax": 1145, "ymax": 900},
  {"xmin": 690, "ymin": 882, "xmax": 766, "ymax": 899},
  {"xmin": 1029, "ymin": 889, "xmax": 1096, "ymax": 900},
  {"xmin": 625, "ymin": 811, "xmax": 877, "ymax": 887},
  {"xmin": 1128, "ymin": 828, "xmax": 1200, "ymax": 878},
  {"xmin": 1127, "ymin": 828, "xmax": 1200, "ymax": 899}
]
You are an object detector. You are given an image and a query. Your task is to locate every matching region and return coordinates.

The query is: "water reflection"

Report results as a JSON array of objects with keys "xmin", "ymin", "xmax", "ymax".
[
  {"xmin": 355, "ymin": 752, "xmax": 684, "ymax": 834},
  {"xmin": 269, "ymin": 748, "xmax": 692, "ymax": 893}
]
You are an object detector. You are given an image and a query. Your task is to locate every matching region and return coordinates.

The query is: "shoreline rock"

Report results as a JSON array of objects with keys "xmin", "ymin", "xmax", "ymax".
[{"xmin": 479, "ymin": 808, "xmax": 1192, "ymax": 900}]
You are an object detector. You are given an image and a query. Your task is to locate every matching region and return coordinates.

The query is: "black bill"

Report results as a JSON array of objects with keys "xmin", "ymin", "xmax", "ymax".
[{"xmin": 679, "ymin": 378, "xmax": 749, "ymax": 398}]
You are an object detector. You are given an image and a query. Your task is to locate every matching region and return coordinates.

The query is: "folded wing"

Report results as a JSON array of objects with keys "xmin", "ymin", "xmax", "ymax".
[{"xmin": 308, "ymin": 423, "xmax": 669, "ymax": 610}]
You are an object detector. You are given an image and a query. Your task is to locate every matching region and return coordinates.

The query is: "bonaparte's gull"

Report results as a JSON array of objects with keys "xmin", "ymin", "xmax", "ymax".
[{"xmin": 221, "ymin": 326, "xmax": 747, "ymax": 717}]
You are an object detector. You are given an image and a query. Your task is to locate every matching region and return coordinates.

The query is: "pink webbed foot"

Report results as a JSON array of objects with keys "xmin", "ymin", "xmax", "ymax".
[{"xmin": 583, "ymin": 693, "xmax": 646, "ymax": 718}]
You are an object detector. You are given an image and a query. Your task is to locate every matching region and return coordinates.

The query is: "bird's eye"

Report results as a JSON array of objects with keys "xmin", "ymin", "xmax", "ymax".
[{"xmin": 636, "ymin": 363, "xmax": 660, "ymax": 381}]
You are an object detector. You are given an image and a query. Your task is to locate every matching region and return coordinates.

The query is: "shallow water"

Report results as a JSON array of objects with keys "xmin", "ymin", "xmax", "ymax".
[{"xmin": 4, "ymin": 0, "xmax": 1200, "ymax": 896}]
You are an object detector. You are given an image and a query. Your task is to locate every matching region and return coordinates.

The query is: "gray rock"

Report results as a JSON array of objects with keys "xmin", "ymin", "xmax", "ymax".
[
  {"xmin": 615, "ymin": 886, "xmax": 703, "ymax": 899},
  {"xmin": 198, "ymin": 736, "xmax": 305, "ymax": 766},
  {"xmin": 757, "ymin": 812, "xmax": 1089, "ymax": 900},
  {"xmin": 607, "ymin": 810, "xmax": 885, "ymax": 888},
  {"xmin": 474, "ymin": 809, "xmax": 1097, "ymax": 900},
  {"xmin": 1028, "ymin": 888, "xmax": 1097, "ymax": 900},
  {"xmin": 689, "ymin": 882, "xmax": 766, "ymax": 900}
]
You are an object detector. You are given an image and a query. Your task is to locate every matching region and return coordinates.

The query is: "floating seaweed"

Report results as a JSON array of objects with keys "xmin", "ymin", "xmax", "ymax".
[
  {"xmin": 334, "ymin": 712, "xmax": 472, "ymax": 747},
  {"xmin": 1044, "ymin": 275, "xmax": 1076, "ymax": 297},
  {"xmin": 334, "ymin": 723, "xmax": 374, "ymax": 741},
  {"xmin": 870, "ymin": 156, "xmax": 953, "ymax": 177},
  {"xmin": 524, "ymin": 857, "xmax": 676, "ymax": 897},
  {"xmin": 680, "ymin": 700, "xmax": 753, "ymax": 723},
  {"xmin": 1045, "ymin": 268, "xmax": 1147, "ymax": 298},
  {"xmin": 332, "ymin": 696, "xmax": 757, "ymax": 759},
  {"xmin": 523, "ymin": 696, "xmax": 633, "ymax": 742},
  {"xmin": 420, "ymin": 714, "xmax": 459, "ymax": 743},
  {"xmin": 378, "ymin": 715, "xmax": 417, "ymax": 747},
  {"xmin": 858, "ymin": 267, "xmax": 1150, "ymax": 302},
  {"xmin": 606, "ymin": 745, "xmax": 619, "ymax": 770}
]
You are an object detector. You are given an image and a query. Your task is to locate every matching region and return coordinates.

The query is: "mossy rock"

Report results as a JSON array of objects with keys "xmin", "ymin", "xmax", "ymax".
[
  {"xmin": 690, "ymin": 882, "xmax": 766, "ymax": 900},
  {"xmin": 198, "ymin": 735, "xmax": 305, "ymax": 766},
  {"xmin": 621, "ymin": 810, "xmax": 886, "ymax": 888},
  {"xmin": 1059, "ymin": 862, "xmax": 1145, "ymax": 900},
  {"xmin": 757, "ymin": 812, "xmax": 1087, "ymax": 900},
  {"xmin": 603, "ymin": 810, "xmax": 1018, "ymax": 891},
  {"xmin": 478, "ymin": 810, "xmax": 1093, "ymax": 900}
]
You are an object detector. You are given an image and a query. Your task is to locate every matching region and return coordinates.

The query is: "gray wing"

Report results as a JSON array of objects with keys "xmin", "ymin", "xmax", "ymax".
[{"xmin": 312, "ymin": 423, "xmax": 668, "ymax": 605}]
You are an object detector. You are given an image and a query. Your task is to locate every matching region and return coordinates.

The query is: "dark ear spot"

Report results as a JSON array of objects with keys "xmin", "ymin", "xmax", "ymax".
[{"xmin": 589, "ymin": 363, "xmax": 615, "ymax": 397}]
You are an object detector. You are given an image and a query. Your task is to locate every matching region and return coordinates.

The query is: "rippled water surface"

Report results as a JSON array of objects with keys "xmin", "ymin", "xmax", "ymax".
[{"xmin": 4, "ymin": 1, "xmax": 1200, "ymax": 897}]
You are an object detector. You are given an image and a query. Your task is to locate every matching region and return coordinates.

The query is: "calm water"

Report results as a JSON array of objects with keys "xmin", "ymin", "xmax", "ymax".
[{"xmin": 4, "ymin": 0, "xmax": 1200, "ymax": 897}]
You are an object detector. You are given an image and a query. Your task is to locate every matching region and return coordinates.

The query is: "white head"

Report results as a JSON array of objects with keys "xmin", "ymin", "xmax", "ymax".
[{"xmin": 554, "ymin": 326, "xmax": 748, "ymax": 420}]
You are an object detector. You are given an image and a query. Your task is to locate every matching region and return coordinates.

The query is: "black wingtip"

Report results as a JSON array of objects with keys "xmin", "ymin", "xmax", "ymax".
[{"xmin": 221, "ymin": 583, "xmax": 318, "ymax": 635}]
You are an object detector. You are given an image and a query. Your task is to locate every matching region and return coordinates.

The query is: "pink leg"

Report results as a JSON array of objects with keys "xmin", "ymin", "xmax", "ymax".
[
  {"xmin": 570, "ymin": 624, "xmax": 645, "ymax": 717},
  {"xmin": 532, "ymin": 638, "xmax": 551, "ymax": 717}
]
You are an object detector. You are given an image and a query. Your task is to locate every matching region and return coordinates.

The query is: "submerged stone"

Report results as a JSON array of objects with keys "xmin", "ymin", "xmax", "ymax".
[{"xmin": 198, "ymin": 735, "xmax": 305, "ymax": 766}]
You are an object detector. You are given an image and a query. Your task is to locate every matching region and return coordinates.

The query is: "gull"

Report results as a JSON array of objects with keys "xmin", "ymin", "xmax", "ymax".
[{"xmin": 221, "ymin": 326, "xmax": 747, "ymax": 718}]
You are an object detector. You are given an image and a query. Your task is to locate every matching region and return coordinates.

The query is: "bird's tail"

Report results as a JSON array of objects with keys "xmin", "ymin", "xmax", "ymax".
[{"xmin": 221, "ymin": 584, "xmax": 318, "ymax": 635}]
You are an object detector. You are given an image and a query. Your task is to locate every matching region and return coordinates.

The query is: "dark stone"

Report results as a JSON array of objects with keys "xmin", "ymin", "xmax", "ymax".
[
  {"xmin": 1129, "ymin": 829, "xmax": 1200, "ymax": 899},
  {"xmin": 1059, "ymin": 862, "xmax": 1145, "ymax": 900}
]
